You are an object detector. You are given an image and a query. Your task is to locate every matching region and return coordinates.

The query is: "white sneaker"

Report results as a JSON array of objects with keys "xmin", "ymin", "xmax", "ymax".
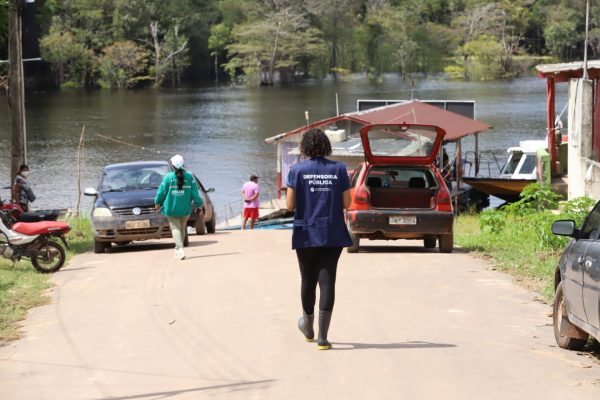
[
  {"xmin": 178, "ymin": 249, "xmax": 186, "ymax": 260},
  {"xmin": 174, "ymin": 249, "xmax": 180, "ymax": 259}
]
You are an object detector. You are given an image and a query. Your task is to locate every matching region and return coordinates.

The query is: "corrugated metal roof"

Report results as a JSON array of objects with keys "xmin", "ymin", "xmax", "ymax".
[
  {"xmin": 536, "ymin": 60, "xmax": 600, "ymax": 80},
  {"xmin": 537, "ymin": 60, "xmax": 600, "ymax": 75},
  {"xmin": 265, "ymin": 100, "xmax": 492, "ymax": 144},
  {"xmin": 288, "ymin": 137, "xmax": 365, "ymax": 157}
]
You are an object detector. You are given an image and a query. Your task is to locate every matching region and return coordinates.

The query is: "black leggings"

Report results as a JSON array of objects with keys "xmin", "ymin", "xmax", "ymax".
[{"xmin": 296, "ymin": 247, "xmax": 343, "ymax": 314}]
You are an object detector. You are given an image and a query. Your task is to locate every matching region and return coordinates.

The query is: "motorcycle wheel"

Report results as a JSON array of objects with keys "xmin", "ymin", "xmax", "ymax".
[{"xmin": 32, "ymin": 241, "xmax": 66, "ymax": 273}]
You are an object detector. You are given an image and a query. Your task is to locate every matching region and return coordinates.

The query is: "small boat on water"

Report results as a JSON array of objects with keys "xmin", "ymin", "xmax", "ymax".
[{"xmin": 463, "ymin": 140, "xmax": 546, "ymax": 203}]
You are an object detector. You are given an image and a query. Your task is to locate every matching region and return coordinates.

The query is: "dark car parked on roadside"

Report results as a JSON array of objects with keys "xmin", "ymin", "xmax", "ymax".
[
  {"xmin": 345, "ymin": 123, "xmax": 454, "ymax": 253},
  {"xmin": 85, "ymin": 161, "xmax": 216, "ymax": 253},
  {"xmin": 551, "ymin": 202, "xmax": 600, "ymax": 349}
]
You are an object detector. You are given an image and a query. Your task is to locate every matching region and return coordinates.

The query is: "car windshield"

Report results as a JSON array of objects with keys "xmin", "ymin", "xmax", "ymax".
[
  {"xmin": 365, "ymin": 126, "xmax": 438, "ymax": 158},
  {"xmin": 100, "ymin": 164, "xmax": 169, "ymax": 192}
]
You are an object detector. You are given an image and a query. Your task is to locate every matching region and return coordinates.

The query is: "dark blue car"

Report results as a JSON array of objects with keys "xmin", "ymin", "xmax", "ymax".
[
  {"xmin": 551, "ymin": 202, "xmax": 600, "ymax": 349},
  {"xmin": 85, "ymin": 161, "xmax": 216, "ymax": 253}
]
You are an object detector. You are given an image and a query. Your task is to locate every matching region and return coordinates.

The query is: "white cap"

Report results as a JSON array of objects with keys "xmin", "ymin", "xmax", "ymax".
[{"xmin": 170, "ymin": 154, "xmax": 184, "ymax": 169}]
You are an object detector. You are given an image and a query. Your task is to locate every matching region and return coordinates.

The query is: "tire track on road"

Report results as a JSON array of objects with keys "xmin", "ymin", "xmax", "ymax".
[
  {"xmin": 148, "ymin": 255, "xmax": 273, "ymax": 398},
  {"xmin": 143, "ymin": 254, "xmax": 233, "ymax": 385}
]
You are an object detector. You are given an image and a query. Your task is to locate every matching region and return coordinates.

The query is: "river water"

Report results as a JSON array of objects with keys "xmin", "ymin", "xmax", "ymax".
[{"xmin": 0, "ymin": 75, "xmax": 567, "ymax": 220}]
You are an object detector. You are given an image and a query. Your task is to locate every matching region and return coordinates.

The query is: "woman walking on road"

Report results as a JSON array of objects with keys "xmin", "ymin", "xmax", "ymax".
[
  {"xmin": 154, "ymin": 155, "xmax": 203, "ymax": 260},
  {"xmin": 286, "ymin": 128, "xmax": 353, "ymax": 350}
]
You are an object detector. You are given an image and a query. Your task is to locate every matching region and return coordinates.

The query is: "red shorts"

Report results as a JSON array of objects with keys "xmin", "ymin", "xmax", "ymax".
[{"xmin": 243, "ymin": 207, "xmax": 259, "ymax": 220}]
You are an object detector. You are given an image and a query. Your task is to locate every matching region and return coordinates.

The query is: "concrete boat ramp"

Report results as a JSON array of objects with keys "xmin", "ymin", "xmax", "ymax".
[{"xmin": 0, "ymin": 230, "xmax": 599, "ymax": 399}]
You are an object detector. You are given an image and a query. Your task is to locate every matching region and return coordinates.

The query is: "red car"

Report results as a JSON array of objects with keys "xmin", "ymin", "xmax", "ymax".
[{"xmin": 346, "ymin": 123, "xmax": 454, "ymax": 253}]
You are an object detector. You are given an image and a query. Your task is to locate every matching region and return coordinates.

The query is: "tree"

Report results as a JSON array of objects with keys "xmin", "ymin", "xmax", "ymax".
[
  {"xmin": 0, "ymin": 0, "xmax": 8, "ymax": 48},
  {"xmin": 208, "ymin": 23, "xmax": 231, "ymax": 82},
  {"xmin": 150, "ymin": 21, "xmax": 190, "ymax": 87},
  {"xmin": 458, "ymin": 34, "xmax": 503, "ymax": 80},
  {"xmin": 364, "ymin": 3, "xmax": 422, "ymax": 78},
  {"xmin": 225, "ymin": 6, "xmax": 327, "ymax": 84},
  {"xmin": 98, "ymin": 40, "xmax": 149, "ymax": 89},
  {"xmin": 305, "ymin": 0, "xmax": 362, "ymax": 76},
  {"xmin": 40, "ymin": 18, "xmax": 92, "ymax": 88},
  {"xmin": 544, "ymin": 19, "xmax": 580, "ymax": 61},
  {"xmin": 586, "ymin": 3, "xmax": 600, "ymax": 58}
]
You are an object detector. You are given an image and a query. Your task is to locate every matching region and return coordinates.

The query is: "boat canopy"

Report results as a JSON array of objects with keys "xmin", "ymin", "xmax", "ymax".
[{"xmin": 264, "ymin": 100, "xmax": 492, "ymax": 144}]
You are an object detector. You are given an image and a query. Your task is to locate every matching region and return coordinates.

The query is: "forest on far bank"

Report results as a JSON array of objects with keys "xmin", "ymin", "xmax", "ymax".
[{"xmin": 0, "ymin": 0, "xmax": 597, "ymax": 89}]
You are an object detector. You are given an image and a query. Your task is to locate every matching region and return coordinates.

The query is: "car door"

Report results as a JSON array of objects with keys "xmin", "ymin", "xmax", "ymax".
[
  {"xmin": 562, "ymin": 239, "xmax": 590, "ymax": 322},
  {"xmin": 567, "ymin": 202, "xmax": 600, "ymax": 325},
  {"xmin": 583, "ymin": 241, "xmax": 600, "ymax": 329}
]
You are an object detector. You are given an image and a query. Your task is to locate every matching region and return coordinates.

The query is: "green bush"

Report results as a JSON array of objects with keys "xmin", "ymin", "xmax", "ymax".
[{"xmin": 456, "ymin": 183, "xmax": 596, "ymax": 300}]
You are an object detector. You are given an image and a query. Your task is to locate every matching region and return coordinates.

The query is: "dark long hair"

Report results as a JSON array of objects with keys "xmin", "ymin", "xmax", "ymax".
[
  {"xmin": 300, "ymin": 128, "xmax": 332, "ymax": 158},
  {"xmin": 175, "ymin": 168, "xmax": 184, "ymax": 190}
]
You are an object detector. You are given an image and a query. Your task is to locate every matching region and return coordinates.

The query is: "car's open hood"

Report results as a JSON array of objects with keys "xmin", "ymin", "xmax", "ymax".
[
  {"xmin": 101, "ymin": 190, "xmax": 157, "ymax": 209},
  {"xmin": 360, "ymin": 123, "xmax": 446, "ymax": 166}
]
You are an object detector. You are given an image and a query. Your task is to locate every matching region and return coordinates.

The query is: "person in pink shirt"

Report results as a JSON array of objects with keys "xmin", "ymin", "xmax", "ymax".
[{"xmin": 241, "ymin": 174, "xmax": 260, "ymax": 229}]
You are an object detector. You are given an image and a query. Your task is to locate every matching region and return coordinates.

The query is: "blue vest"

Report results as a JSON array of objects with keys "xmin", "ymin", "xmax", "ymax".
[{"xmin": 287, "ymin": 158, "xmax": 353, "ymax": 249}]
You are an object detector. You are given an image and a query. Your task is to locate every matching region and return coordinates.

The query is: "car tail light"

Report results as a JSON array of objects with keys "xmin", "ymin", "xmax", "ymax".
[
  {"xmin": 353, "ymin": 185, "xmax": 371, "ymax": 210},
  {"xmin": 436, "ymin": 188, "xmax": 453, "ymax": 212}
]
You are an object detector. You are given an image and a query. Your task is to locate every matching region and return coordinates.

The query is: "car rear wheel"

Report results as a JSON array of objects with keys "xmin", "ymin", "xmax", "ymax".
[
  {"xmin": 439, "ymin": 234, "xmax": 453, "ymax": 253},
  {"xmin": 347, "ymin": 231, "xmax": 360, "ymax": 253},
  {"xmin": 424, "ymin": 237, "xmax": 436, "ymax": 248},
  {"xmin": 553, "ymin": 281, "xmax": 589, "ymax": 350},
  {"xmin": 206, "ymin": 214, "xmax": 216, "ymax": 234},
  {"xmin": 94, "ymin": 239, "xmax": 110, "ymax": 254},
  {"xmin": 195, "ymin": 211, "xmax": 206, "ymax": 235}
]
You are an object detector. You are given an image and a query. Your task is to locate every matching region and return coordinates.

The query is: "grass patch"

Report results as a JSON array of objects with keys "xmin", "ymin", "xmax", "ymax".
[
  {"xmin": 454, "ymin": 188, "xmax": 594, "ymax": 302},
  {"xmin": 0, "ymin": 215, "xmax": 92, "ymax": 345},
  {"xmin": 455, "ymin": 214, "xmax": 561, "ymax": 300}
]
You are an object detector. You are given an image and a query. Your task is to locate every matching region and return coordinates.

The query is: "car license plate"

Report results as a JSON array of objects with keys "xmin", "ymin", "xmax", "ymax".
[
  {"xmin": 125, "ymin": 220, "xmax": 150, "ymax": 229},
  {"xmin": 389, "ymin": 216, "xmax": 417, "ymax": 225}
]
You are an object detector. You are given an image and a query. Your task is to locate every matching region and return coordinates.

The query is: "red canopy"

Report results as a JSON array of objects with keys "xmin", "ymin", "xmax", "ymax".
[{"xmin": 265, "ymin": 100, "xmax": 492, "ymax": 144}]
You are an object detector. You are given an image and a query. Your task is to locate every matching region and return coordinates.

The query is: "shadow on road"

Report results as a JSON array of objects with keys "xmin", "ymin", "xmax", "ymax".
[
  {"xmin": 98, "ymin": 379, "xmax": 276, "ymax": 400},
  {"xmin": 186, "ymin": 240, "xmax": 218, "ymax": 248},
  {"xmin": 331, "ymin": 340, "xmax": 456, "ymax": 351},
  {"xmin": 185, "ymin": 252, "xmax": 240, "ymax": 260},
  {"xmin": 105, "ymin": 240, "xmax": 218, "ymax": 254},
  {"xmin": 357, "ymin": 246, "xmax": 469, "ymax": 254}
]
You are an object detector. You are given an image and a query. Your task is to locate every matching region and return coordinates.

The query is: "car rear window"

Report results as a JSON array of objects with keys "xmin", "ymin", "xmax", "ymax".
[
  {"xmin": 366, "ymin": 167, "xmax": 436, "ymax": 189},
  {"xmin": 101, "ymin": 164, "xmax": 170, "ymax": 192}
]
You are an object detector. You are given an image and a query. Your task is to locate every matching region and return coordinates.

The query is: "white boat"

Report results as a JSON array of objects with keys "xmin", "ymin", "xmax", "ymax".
[{"xmin": 463, "ymin": 140, "xmax": 546, "ymax": 202}]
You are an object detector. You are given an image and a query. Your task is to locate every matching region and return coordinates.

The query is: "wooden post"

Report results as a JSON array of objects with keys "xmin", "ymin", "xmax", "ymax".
[
  {"xmin": 76, "ymin": 125, "xmax": 86, "ymax": 215},
  {"xmin": 474, "ymin": 133, "xmax": 480, "ymax": 176},
  {"xmin": 455, "ymin": 139, "xmax": 462, "ymax": 213},
  {"xmin": 276, "ymin": 142, "xmax": 282, "ymax": 198},
  {"xmin": 547, "ymin": 78, "xmax": 556, "ymax": 176},
  {"xmin": 8, "ymin": 0, "xmax": 26, "ymax": 181}
]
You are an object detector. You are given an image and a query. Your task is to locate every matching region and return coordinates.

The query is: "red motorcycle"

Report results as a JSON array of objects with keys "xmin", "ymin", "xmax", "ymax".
[{"xmin": 0, "ymin": 209, "xmax": 71, "ymax": 273}]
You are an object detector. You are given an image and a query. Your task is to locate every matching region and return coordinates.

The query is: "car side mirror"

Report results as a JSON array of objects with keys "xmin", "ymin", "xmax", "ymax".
[
  {"xmin": 206, "ymin": 188, "xmax": 215, "ymax": 193},
  {"xmin": 552, "ymin": 220, "xmax": 577, "ymax": 237},
  {"xmin": 84, "ymin": 188, "xmax": 98, "ymax": 197}
]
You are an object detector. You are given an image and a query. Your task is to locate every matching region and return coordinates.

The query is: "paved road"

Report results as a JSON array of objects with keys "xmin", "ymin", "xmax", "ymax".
[{"xmin": 1, "ymin": 230, "xmax": 599, "ymax": 399}]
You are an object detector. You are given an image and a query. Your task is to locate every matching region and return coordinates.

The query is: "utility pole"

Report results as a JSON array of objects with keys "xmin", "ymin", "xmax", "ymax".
[
  {"xmin": 8, "ymin": 0, "xmax": 26, "ymax": 181},
  {"xmin": 583, "ymin": 0, "xmax": 590, "ymax": 80}
]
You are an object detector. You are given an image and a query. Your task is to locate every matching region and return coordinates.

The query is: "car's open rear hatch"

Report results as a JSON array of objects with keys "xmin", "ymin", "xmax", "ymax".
[{"xmin": 359, "ymin": 123, "xmax": 446, "ymax": 166}]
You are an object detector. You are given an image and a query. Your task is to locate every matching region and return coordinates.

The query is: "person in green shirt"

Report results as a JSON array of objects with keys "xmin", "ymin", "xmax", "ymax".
[{"xmin": 154, "ymin": 155, "xmax": 203, "ymax": 260}]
